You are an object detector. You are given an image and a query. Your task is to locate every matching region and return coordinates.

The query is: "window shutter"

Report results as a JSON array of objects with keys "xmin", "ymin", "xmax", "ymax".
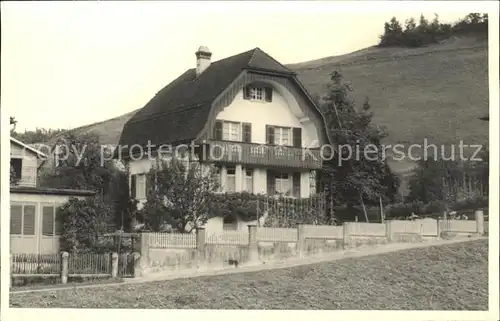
[
  {"xmin": 315, "ymin": 171, "xmax": 323, "ymax": 193},
  {"xmin": 10, "ymin": 205, "xmax": 22, "ymax": 235},
  {"xmin": 213, "ymin": 120, "xmax": 223, "ymax": 140},
  {"xmin": 145, "ymin": 174, "xmax": 150, "ymax": 199},
  {"xmin": 242, "ymin": 123, "xmax": 252, "ymax": 143},
  {"xmin": 42, "ymin": 206, "xmax": 55, "ymax": 236},
  {"xmin": 293, "ymin": 127, "xmax": 302, "ymax": 148},
  {"xmin": 55, "ymin": 207, "xmax": 62, "ymax": 235},
  {"xmin": 130, "ymin": 174, "xmax": 137, "ymax": 199},
  {"xmin": 293, "ymin": 172, "xmax": 301, "ymax": 198},
  {"xmin": 23, "ymin": 205, "xmax": 36, "ymax": 236},
  {"xmin": 267, "ymin": 171, "xmax": 276, "ymax": 195},
  {"xmin": 266, "ymin": 125, "xmax": 275, "ymax": 145},
  {"xmin": 243, "ymin": 85, "xmax": 251, "ymax": 100},
  {"xmin": 264, "ymin": 87, "xmax": 273, "ymax": 102}
]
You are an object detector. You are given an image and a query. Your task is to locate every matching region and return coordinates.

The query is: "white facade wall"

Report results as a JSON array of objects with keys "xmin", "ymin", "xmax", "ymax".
[{"xmin": 128, "ymin": 84, "xmax": 323, "ymax": 231}]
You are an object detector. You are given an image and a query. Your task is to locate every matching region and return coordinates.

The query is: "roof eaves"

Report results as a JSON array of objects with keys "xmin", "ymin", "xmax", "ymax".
[
  {"xmin": 10, "ymin": 137, "xmax": 48, "ymax": 158},
  {"xmin": 291, "ymin": 75, "xmax": 336, "ymax": 151}
]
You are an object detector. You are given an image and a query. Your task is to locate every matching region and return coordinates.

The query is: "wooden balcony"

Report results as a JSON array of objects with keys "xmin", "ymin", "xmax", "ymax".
[{"xmin": 196, "ymin": 140, "xmax": 323, "ymax": 169}]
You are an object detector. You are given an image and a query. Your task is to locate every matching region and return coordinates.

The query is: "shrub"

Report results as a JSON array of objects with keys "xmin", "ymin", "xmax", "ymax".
[
  {"xmin": 452, "ymin": 195, "xmax": 488, "ymax": 211},
  {"xmin": 385, "ymin": 201, "xmax": 425, "ymax": 219},
  {"xmin": 58, "ymin": 196, "xmax": 114, "ymax": 252},
  {"xmin": 422, "ymin": 200, "xmax": 447, "ymax": 214}
]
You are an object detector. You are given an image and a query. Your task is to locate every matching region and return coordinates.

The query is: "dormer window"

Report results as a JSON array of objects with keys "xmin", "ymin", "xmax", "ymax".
[{"xmin": 244, "ymin": 85, "xmax": 273, "ymax": 102}]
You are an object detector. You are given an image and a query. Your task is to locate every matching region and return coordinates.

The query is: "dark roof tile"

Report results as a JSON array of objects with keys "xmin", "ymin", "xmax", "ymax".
[{"xmin": 118, "ymin": 48, "xmax": 300, "ymax": 150}]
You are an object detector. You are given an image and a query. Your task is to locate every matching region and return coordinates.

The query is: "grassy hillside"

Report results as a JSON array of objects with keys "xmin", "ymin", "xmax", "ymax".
[
  {"xmin": 292, "ymin": 35, "xmax": 488, "ymax": 151},
  {"xmin": 10, "ymin": 239, "xmax": 488, "ymax": 309},
  {"xmin": 48, "ymin": 35, "xmax": 488, "ymax": 167}
]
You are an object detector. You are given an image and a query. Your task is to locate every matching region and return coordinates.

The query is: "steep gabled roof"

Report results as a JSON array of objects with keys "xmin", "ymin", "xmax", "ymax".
[{"xmin": 117, "ymin": 48, "xmax": 299, "ymax": 150}]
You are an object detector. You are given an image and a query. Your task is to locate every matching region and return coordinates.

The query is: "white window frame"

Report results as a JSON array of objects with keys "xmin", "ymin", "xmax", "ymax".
[
  {"xmin": 226, "ymin": 166, "xmax": 236, "ymax": 193},
  {"xmin": 274, "ymin": 127, "xmax": 292, "ymax": 146},
  {"xmin": 244, "ymin": 169, "xmax": 253, "ymax": 193},
  {"xmin": 249, "ymin": 87, "xmax": 264, "ymax": 101},
  {"xmin": 222, "ymin": 121, "xmax": 241, "ymax": 141},
  {"xmin": 136, "ymin": 174, "xmax": 147, "ymax": 199}
]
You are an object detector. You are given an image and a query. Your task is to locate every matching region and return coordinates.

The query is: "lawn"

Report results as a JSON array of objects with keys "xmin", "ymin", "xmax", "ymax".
[{"xmin": 10, "ymin": 239, "xmax": 488, "ymax": 310}]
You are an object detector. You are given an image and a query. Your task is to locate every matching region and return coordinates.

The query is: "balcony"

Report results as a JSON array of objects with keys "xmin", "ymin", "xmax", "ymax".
[{"xmin": 196, "ymin": 140, "xmax": 323, "ymax": 169}]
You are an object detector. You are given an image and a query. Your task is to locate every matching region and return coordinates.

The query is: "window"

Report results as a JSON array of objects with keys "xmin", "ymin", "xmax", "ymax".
[
  {"xmin": 292, "ymin": 172, "xmax": 301, "ymax": 198},
  {"xmin": 274, "ymin": 127, "xmax": 291, "ymax": 146},
  {"xmin": 275, "ymin": 173, "xmax": 290, "ymax": 196},
  {"xmin": 243, "ymin": 85, "xmax": 273, "ymax": 102},
  {"xmin": 309, "ymin": 170, "xmax": 317, "ymax": 195},
  {"xmin": 42, "ymin": 205, "xmax": 62, "ymax": 236},
  {"xmin": 250, "ymin": 87, "xmax": 263, "ymax": 100},
  {"xmin": 136, "ymin": 174, "xmax": 147, "ymax": 199},
  {"xmin": 266, "ymin": 126, "xmax": 301, "ymax": 146},
  {"xmin": 267, "ymin": 171, "xmax": 301, "ymax": 197},
  {"xmin": 244, "ymin": 169, "xmax": 253, "ymax": 193},
  {"xmin": 212, "ymin": 165, "xmax": 222, "ymax": 192},
  {"xmin": 11, "ymin": 158, "xmax": 22, "ymax": 181},
  {"xmin": 226, "ymin": 166, "xmax": 236, "ymax": 192},
  {"xmin": 214, "ymin": 120, "xmax": 251, "ymax": 143},
  {"xmin": 10, "ymin": 204, "xmax": 35, "ymax": 236},
  {"xmin": 222, "ymin": 121, "xmax": 241, "ymax": 141}
]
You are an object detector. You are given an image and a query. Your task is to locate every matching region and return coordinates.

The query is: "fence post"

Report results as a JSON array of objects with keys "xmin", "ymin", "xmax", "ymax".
[
  {"xmin": 436, "ymin": 218, "xmax": 442, "ymax": 238},
  {"xmin": 342, "ymin": 223, "xmax": 350, "ymax": 249},
  {"xmin": 297, "ymin": 224, "xmax": 306, "ymax": 257},
  {"xmin": 196, "ymin": 227, "xmax": 206, "ymax": 269},
  {"xmin": 61, "ymin": 251, "xmax": 69, "ymax": 284},
  {"xmin": 137, "ymin": 232, "xmax": 150, "ymax": 276},
  {"xmin": 111, "ymin": 252, "xmax": 119, "ymax": 278},
  {"xmin": 475, "ymin": 210, "xmax": 484, "ymax": 236},
  {"xmin": 385, "ymin": 220, "xmax": 393, "ymax": 242},
  {"xmin": 248, "ymin": 225, "xmax": 259, "ymax": 263}
]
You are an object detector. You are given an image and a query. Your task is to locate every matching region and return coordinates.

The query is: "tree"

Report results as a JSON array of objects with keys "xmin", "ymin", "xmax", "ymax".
[
  {"xmin": 319, "ymin": 71, "xmax": 399, "ymax": 221},
  {"xmin": 10, "ymin": 116, "xmax": 17, "ymax": 132},
  {"xmin": 57, "ymin": 196, "xmax": 115, "ymax": 252},
  {"xmin": 137, "ymin": 158, "xmax": 221, "ymax": 233},
  {"xmin": 39, "ymin": 131, "xmax": 114, "ymax": 194},
  {"xmin": 11, "ymin": 127, "xmax": 67, "ymax": 144},
  {"xmin": 379, "ymin": 17, "xmax": 404, "ymax": 46},
  {"xmin": 378, "ymin": 13, "xmax": 488, "ymax": 48}
]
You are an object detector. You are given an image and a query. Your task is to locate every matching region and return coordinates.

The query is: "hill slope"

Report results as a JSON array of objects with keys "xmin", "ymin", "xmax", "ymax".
[{"xmin": 52, "ymin": 35, "xmax": 489, "ymax": 159}]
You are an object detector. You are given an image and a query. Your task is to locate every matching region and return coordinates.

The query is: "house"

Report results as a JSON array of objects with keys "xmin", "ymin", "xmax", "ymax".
[
  {"xmin": 10, "ymin": 137, "xmax": 95, "ymax": 254},
  {"xmin": 116, "ymin": 46, "xmax": 332, "ymax": 231}
]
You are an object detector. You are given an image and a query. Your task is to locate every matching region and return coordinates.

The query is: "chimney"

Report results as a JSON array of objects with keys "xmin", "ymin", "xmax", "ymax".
[{"xmin": 195, "ymin": 46, "xmax": 212, "ymax": 76}]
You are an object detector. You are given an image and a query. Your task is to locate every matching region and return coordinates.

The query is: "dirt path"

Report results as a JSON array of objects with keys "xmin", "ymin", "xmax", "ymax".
[{"xmin": 10, "ymin": 236, "xmax": 486, "ymax": 294}]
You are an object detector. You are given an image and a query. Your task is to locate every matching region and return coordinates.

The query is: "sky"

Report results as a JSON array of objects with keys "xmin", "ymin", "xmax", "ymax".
[{"xmin": 1, "ymin": 1, "xmax": 475, "ymax": 131}]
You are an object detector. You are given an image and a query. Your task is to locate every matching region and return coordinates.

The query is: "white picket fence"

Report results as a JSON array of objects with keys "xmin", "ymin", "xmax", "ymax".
[{"xmin": 148, "ymin": 233, "xmax": 197, "ymax": 249}]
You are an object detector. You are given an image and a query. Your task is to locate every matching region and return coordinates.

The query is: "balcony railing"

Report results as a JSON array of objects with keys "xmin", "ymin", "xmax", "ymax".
[{"xmin": 196, "ymin": 140, "xmax": 323, "ymax": 169}]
